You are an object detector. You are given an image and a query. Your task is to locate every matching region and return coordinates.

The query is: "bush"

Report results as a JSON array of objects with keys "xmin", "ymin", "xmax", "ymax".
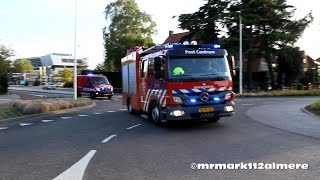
[
  {"xmin": 33, "ymin": 79, "xmax": 40, "ymax": 86},
  {"xmin": 310, "ymin": 100, "xmax": 320, "ymax": 110},
  {"xmin": 63, "ymin": 82, "xmax": 73, "ymax": 88}
]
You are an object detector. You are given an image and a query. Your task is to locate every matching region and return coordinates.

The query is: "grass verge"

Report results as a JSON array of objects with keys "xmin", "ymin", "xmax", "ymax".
[{"xmin": 0, "ymin": 106, "xmax": 24, "ymax": 120}]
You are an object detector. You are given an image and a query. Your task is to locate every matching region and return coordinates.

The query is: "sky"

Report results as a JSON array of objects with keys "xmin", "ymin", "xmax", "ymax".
[{"xmin": 0, "ymin": 0, "xmax": 319, "ymax": 69}]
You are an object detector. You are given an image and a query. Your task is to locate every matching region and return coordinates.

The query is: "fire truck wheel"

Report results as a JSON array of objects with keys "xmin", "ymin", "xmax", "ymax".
[
  {"xmin": 127, "ymin": 99, "xmax": 136, "ymax": 114},
  {"xmin": 77, "ymin": 92, "xmax": 82, "ymax": 97},
  {"xmin": 149, "ymin": 103, "xmax": 164, "ymax": 125},
  {"xmin": 107, "ymin": 95, "xmax": 112, "ymax": 99},
  {"xmin": 207, "ymin": 117, "xmax": 220, "ymax": 123}
]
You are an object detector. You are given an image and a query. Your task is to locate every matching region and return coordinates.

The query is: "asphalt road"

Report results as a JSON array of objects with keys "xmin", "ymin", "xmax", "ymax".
[{"xmin": 1, "ymin": 90, "xmax": 320, "ymax": 180}]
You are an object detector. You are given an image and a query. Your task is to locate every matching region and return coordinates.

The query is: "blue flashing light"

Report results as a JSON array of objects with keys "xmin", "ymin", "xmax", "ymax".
[
  {"xmin": 213, "ymin": 97, "xmax": 220, "ymax": 102},
  {"xmin": 190, "ymin": 98, "xmax": 197, "ymax": 103},
  {"xmin": 87, "ymin": 73, "xmax": 94, "ymax": 76},
  {"xmin": 213, "ymin": 44, "xmax": 221, "ymax": 48}
]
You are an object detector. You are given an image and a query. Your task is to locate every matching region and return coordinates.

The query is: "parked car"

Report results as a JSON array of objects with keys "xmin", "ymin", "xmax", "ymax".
[
  {"xmin": 56, "ymin": 82, "xmax": 65, "ymax": 88},
  {"xmin": 42, "ymin": 82, "xmax": 56, "ymax": 90}
]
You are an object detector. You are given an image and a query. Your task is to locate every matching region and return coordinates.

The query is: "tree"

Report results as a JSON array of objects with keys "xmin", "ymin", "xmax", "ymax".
[
  {"xmin": 103, "ymin": 0, "xmax": 156, "ymax": 72},
  {"xmin": 12, "ymin": 59, "xmax": 34, "ymax": 73},
  {"xmin": 177, "ymin": 0, "xmax": 313, "ymax": 90},
  {"xmin": 60, "ymin": 66, "xmax": 73, "ymax": 83},
  {"xmin": 77, "ymin": 58, "xmax": 88, "ymax": 73},
  {"xmin": 0, "ymin": 44, "xmax": 13, "ymax": 94}
]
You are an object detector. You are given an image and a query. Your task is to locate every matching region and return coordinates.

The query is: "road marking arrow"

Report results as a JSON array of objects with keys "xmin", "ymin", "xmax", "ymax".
[{"xmin": 53, "ymin": 150, "xmax": 96, "ymax": 180}]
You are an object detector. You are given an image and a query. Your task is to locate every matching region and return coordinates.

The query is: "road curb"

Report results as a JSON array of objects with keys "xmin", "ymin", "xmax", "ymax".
[
  {"xmin": 0, "ymin": 101, "xmax": 96, "ymax": 126},
  {"xmin": 300, "ymin": 106, "xmax": 320, "ymax": 118}
]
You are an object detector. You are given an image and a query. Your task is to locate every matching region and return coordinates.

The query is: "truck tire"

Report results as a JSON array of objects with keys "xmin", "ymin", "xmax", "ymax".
[
  {"xmin": 127, "ymin": 99, "xmax": 140, "ymax": 115},
  {"xmin": 149, "ymin": 102, "xmax": 166, "ymax": 125},
  {"xmin": 107, "ymin": 95, "xmax": 112, "ymax": 99},
  {"xmin": 77, "ymin": 91, "xmax": 82, "ymax": 97},
  {"xmin": 207, "ymin": 117, "xmax": 220, "ymax": 123}
]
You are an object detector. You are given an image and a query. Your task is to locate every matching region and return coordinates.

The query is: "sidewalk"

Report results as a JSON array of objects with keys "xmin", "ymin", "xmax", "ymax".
[
  {"xmin": 0, "ymin": 93, "xmax": 20, "ymax": 104},
  {"xmin": 246, "ymin": 98, "xmax": 320, "ymax": 139}
]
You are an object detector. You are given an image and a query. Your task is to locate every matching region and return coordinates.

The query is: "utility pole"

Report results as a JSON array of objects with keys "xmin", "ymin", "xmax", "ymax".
[
  {"xmin": 239, "ymin": 12, "xmax": 243, "ymax": 95},
  {"xmin": 73, "ymin": 0, "xmax": 78, "ymax": 100}
]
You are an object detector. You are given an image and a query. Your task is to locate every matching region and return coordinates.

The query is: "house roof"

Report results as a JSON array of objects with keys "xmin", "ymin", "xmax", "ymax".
[{"xmin": 162, "ymin": 31, "xmax": 192, "ymax": 45}]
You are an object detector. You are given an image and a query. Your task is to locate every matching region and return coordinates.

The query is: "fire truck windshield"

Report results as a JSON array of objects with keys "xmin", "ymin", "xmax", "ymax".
[
  {"xmin": 168, "ymin": 57, "xmax": 230, "ymax": 82},
  {"xmin": 90, "ymin": 77, "xmax": 110, "ymax": 84}
]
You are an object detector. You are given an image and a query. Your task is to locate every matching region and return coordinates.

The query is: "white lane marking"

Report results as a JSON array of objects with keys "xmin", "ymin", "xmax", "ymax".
[
  {"xmin": 61, "ymin": 117, "xmax": 72, "ymax": 120},
  {"xmin": 28, "ymin": 94, "xmax": 45, "ymax": 97},
  {"xmin": 140, "ymin": 115, "xmax": 148, "ymax": 119},
  {"xmin": 78, "ymin": 115, "xmax": 88, "ymax": 117},
  {"xmin": 101, "ymin": 134, "xmax": 117, "ymax": 143},
  {"xmin": 119, "ymin": 109, "xmax": 127, "ymax": 111},
  {"xmin": 42, "ymin": 120, "xmax": 54, "ymax": 123},
  {"xmin": 0, "ymin": 99, "xmax": 11, "ymax": 101},
  {"xmin": 126, "ymin": 124, "xmax": 141, "ymax": 130},
  {"xmin": 263, "ymin": 102, "xmax": 275, "ymax": 104},
  {"xmin": 286, "ymin": 101, "xmax": 296, "ymax": 103},
  {"xmin": 0, "ymin": 127, "xmax": 8, "ymax": 130},
  {"xmin": 103, "ymin": 100, "xmax": 110, "ymax": 102},
  {"xmin": 20, "ymin": 123, "xmax": 34, "ymax": 126},
  {"xmin": 53, "ymin": 150, "xmax": 97, "ymax": 180},
  {"xmin": 93, "ymin": 112, "xmax": 102, "ymax": 115},
  {"xmin": 242, "ymin": 104, "xmax": 254, "ymax": 106},
  {"xmin": 107, "ymin": 111, "xmax": 116, "ymax": 113}
]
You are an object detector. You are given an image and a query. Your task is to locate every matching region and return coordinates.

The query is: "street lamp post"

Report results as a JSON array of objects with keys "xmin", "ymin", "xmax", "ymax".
[
  {"xmin": 73, "ymin": 0, "xmax": 78, "ymax": 100},
  {"xmin": 239, "ymin": 12, "xmax": 243, "ymax": 95}
]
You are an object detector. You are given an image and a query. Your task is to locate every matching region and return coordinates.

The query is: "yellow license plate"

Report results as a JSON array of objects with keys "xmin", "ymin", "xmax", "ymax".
[{"xmin": 199, "ymin": 107, "xmax": 214, "ymax": 113}]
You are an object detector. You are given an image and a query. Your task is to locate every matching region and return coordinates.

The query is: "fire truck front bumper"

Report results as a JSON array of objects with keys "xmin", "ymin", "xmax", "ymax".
[{"xmin": 163, "ymin": 101, "xmax": 235, "ymax": 121}]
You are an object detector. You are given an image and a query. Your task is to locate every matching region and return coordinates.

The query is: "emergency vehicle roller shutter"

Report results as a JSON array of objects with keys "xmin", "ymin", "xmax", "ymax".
[{"xmin": 122, "ymin": 61, "xmax": 137, "ymax": 93}]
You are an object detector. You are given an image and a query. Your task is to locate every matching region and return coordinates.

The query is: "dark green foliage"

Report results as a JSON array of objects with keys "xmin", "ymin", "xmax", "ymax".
[
  {"xmin": 0, "ymin": 44, "xmax": 13, "ymax": 94},
  {"xmin": 103, "ymin": 0, "xmax": 156, "ymax": 72},
  {"xmin": 177, "ymin": 0, "xmax": 313, "ymax": 89}
]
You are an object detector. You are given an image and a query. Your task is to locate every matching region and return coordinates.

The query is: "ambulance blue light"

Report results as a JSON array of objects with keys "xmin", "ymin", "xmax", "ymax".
[{"xmin": 190, "ymin": 99, "xmax": 197, "ymax": 103}]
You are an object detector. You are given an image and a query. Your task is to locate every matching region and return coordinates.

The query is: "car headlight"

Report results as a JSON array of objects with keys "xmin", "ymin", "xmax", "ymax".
[{"xmin": 173, "ymin": 96, "xmax": 182, "ymax": 103}]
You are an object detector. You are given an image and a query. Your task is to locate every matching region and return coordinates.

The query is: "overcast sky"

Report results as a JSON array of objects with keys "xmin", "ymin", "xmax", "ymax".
[{"xmin": 0, "ymin": 0, "xmax": 319, "ymax": 68}]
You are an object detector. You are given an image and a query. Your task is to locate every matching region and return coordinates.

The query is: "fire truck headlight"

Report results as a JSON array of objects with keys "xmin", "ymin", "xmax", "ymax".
[
  {"xmin": 173, "ymin": 96, "xmax": 182, "ymax": 103},
  {"xmin": 170, "ymin": 110, "xmax": 185, "ymax": 117},
  {"xmin": 224, "ymin": 106, "xmax": 234, "ymax": 112}
]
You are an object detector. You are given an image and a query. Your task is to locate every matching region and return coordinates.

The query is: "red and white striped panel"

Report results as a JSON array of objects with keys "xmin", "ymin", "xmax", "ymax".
[{"xmin": 142, "ymin": 89, "xmax": 167, "ymax": 112}]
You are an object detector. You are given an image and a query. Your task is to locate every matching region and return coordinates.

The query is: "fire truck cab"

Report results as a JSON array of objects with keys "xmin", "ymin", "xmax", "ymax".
[
  {"xmin": 77, "ymin": 74, "xmax": 114, "ymax": 99},
  {"xmin": 122, "ymin": 42, "xmax": 235, "ymax": 124}
]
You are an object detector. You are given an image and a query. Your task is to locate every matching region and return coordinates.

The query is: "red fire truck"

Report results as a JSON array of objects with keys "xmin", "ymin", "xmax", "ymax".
[{"xmin": 121, "ymin": 42, "xmax": 235, "ymax": 124}]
